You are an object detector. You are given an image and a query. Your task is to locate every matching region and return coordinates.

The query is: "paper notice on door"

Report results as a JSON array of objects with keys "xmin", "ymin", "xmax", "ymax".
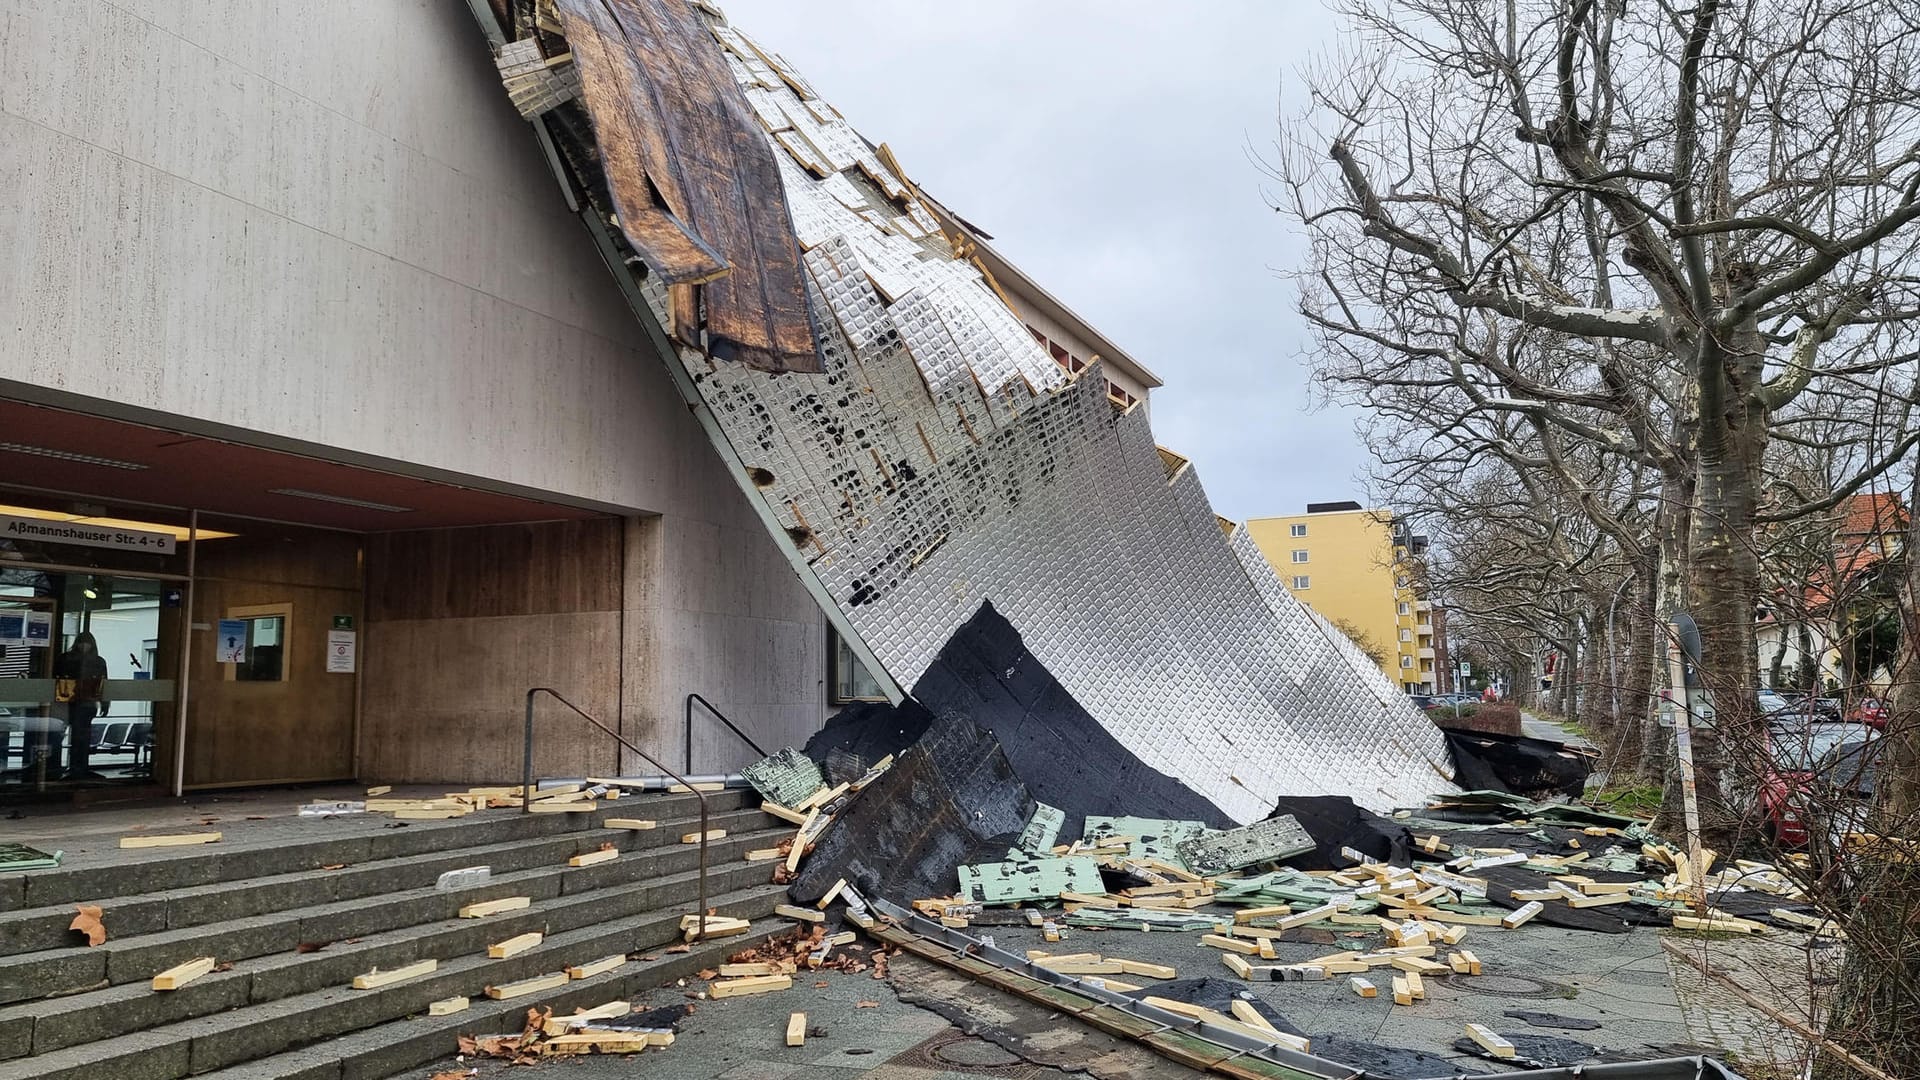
[
  {"xmin": 0, "ymin": 611, "xmax": 23, "ymax": 645},
  {"xmin": 23, "ymin": 611, "xmax": 51, "ymax": 645},
  {"xmin": 326, "ymin": 629, "xmax": 356, "ymax": 674}
]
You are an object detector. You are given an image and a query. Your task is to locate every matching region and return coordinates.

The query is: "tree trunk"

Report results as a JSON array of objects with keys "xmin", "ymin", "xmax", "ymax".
[
  {"xmin": 1579, "ymin": 616, "xmax": 1607, "ymax": 732},
  {"xmin": 1643, "ymin": 489, "xmax": 1691, "ymax": 785},
  {"xmin": 1610, "ymin": 555, "xmax": 1658, "ymax": 779},
  {"xmin": 1676, "ymin": 340, "xmax": 1767, "ymax": 846}
]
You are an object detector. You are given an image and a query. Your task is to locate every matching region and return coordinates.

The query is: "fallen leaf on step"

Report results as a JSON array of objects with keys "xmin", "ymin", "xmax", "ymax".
[
  {"xmin": 319, "ymin": 864, "xmax": 346, "ymax": 871},
  {"xmin": 429, "ymin": 1070, "xmax": 476, "ymax": 1080},
  {"xmin": 697, "ymin": 968, "xmax": 717, "ymax": 979},
  {"xmin": 813, "ymin": 981, "xmax": 829, "ymax": 988},
  {"xmin": 69, "ymin": 905, "xmax": 106, "ymax": 946},
  {"xmin": 638, "ymin": 955, "xmax": 658, "ymax": 961},
  {"xmin": 666, "ymin": 944, "xmax": 690, "ymax": 954},
  {"xmin": 212, "ymin": 961, "xmax": 234, "ymax": 973},
  {"xmin": 295, "ymin": 941, "xmax": 332, "ymax": 953},
  {"xmin": 856, "ymin": 1001, "xmax": 879, "ymax": 1008}
]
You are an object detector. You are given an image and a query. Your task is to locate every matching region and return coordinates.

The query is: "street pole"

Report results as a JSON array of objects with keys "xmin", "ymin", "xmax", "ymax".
[{"xmin": 1665, "ymin": 613, "xmax": 1710, "ymax": 911}]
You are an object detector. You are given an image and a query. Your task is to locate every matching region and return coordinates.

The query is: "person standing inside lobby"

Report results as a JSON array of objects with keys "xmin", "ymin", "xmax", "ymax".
[{"xmin": 54, "ymin": 631, "xmax": 109, "ymax": 779}]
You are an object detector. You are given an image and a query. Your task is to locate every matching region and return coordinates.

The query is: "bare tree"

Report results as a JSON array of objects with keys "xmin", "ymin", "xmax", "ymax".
[{"xmin": 1270, "ymin": 0, "xmax": 1920, "ymax": 843}]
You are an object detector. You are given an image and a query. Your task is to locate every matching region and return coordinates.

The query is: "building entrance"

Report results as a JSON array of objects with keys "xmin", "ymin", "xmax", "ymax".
[{"xmin": 0, "ymin": 502, "xmax": 192, "ymax": 798}]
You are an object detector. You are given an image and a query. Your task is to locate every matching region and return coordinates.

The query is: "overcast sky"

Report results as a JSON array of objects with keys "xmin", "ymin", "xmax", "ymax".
[{"xmin": 720, "ymin": 0, "xmax": 1370, "ymax": 522}]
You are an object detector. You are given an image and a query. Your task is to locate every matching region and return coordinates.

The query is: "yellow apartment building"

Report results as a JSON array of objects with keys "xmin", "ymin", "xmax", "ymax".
[{"xmin": 1245, "ymin": 502, "xmax": 1441, "ymax": 694}]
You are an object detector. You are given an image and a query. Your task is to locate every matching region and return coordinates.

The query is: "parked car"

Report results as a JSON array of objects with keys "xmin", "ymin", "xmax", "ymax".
[
  {"xmin": 1844, "ymin": 697, "xmax": 1891, "ymax": 729},
  {"xmin": 1757, "ymin": 721, "xmax": 1882, "ymax": 847},
  {"xmin": 1755, "ymin": 688, "xmax": 1793, "ymax": 716}
]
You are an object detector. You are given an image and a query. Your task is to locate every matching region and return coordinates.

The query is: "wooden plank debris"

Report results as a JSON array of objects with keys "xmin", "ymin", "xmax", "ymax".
[
  {"xmin": 365, "ymin": 785, "xmax": 392, "ymax": 797},
  {"xmin": 568, "ymin": 848, "xmax": 620, "ymax": 867},
  {"xmin": 787, "ymin": 1012, "xmax": 807, "ymax": 1046},
  {"xmin": 682, "ymin": 829, "xmax": 727, "ymax": 843},
  {"xmin": 710, "ymin": 973, "xmax": 792, "ymax": 998},
  {"xmin": 1351, "ymin": 977, "xmax": 1377, "ymax": 998},
  {"xmin": 542, "ymin": 1001, "xmax": 632, "ymax": 1035},
  {"xmin": 488, "ymin": 932, "xmax": 544, "ymax": 959},
  {"xmin": 152, "ymin": 957, "xmax": 216, "ymax": 990},
  {"xmin": 544, "ymin": 1031, "xmax": 652, "ymax": 1055},
  {"xmin": 353, "ymin": 958, "xmax": 437, "ymax": 989},
  {"xmin": 1035, "ymin": 958, "xmax": 1125, "ymax": 974},
  {"xmin": 487, "ymin": 971, "xmax": 570, "ymax": 1000},
  {"xmin": 683, "ymin": 914, "xmax": 752, "ymax": 941},
  {"xmin": 568, "ymin": 955, "xmax": 627, "ymax": 980},
  {"xmin": 760, "ymin": 802, "xmax": 810, "ymax": 824},
  {"xmin": 121, "ymin": 833, "xmax": 220, "ymax": 849},
  {"xmin": 1672, "ymin": 913, "xmax": 1764, "ymax": 934},
  {"xmin": 460, "ymin": 896, "xmax": 531, "ymax": 918},
  {"xmin": 428, "ymin": 996, "xmax": 469, "ymax": 1015},
  {"xmin": 1465, "ymin": 1023, "xmax": 1516, "ymax": 1058},
  {"xmin": 721, "ymin": 962, "xmax": 777, "ymax": 977},
  {"xmin": 774, "ymin": 903, "xmax": 825, "ymax": 923},
  {"xmin": 1143, "ymin": 996, "xmax": 1213, "ymax": 1020},
  {"xmin": 528, "ymin": 801, "xmax": 596, "ymax": 813},
  {"xmin": 1392, "ymin": 976, "xmax": 1414, "ymax": 1005},
  {"xmin": 1499, "ymin": 901, "xmax": 1545, "ymax": 929},
  {"xmin": 602, "ymin": 818, "xmax": 657, "ymax": 830},
  {"xmin": 785, "ymin": 808, "xmax": 820, "ymax": 873},
  {"xmin": 1456, "ymin": 949, "xmax": 1482, "ymax": 975},
  {"xmin": 1200, "ymin": 934, "xmax": 1260, "ymax": 955}
]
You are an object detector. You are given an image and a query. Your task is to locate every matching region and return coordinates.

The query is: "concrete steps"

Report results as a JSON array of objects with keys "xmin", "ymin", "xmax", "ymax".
[{"xmin": 0, "ymin": 790, "xmax": 794, "ymax": 1080}]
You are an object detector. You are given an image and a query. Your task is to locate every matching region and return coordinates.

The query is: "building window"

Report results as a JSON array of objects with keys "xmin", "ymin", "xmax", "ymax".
[
  {"xmin": 1291, "ymin": 575, "xmax": 1310, "ymax": 590},
  {"xmin": 1400, "ymin": 628, "xmax": 1413, "ymax": 643},
  {"xmin": 1290, "ymin": 523, "xmax": 1307, "ymax": 537},
  {"xmin": 223, "ymin": 603, "xmax": 293, "ymax": 683},
  {"xmin": 830, "ymin": 631, "xmax": 888, "ymax": 704},
  {"xmin": 1290, "ymin": 550, "xmax": 1309, "ymax": 563},
  {"xmin": 1396, "ymin": 575, "xmax": 1410, "ymax": 588},
  {"xmin": 1401, "ymin": 655, "xmax": 1414, "ymax": 670},
  {"xmin": 1105, "ymin": 379, "xmax": 1136, "ymax": 408},
  {"xmin": 1398, "ymin": 602, "xmax": 1411, "ymax": 616}
]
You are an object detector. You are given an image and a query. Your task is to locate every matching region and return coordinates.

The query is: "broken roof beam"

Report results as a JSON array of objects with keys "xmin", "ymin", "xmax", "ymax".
[{"xmin": 551, "ymin": 0, "xmax": 820, "ymax": 371}]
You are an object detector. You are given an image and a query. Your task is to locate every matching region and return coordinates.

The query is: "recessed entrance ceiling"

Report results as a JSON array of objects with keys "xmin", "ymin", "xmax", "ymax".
[{"xmin": 0, "ymin": 400, "xmax": 606, "ymax": 532}]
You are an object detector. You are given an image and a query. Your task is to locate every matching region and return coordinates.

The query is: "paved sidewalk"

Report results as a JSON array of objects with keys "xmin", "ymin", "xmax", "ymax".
[
  {"xmin": 1519, "ymin": 711, "xmax": 1596, "ymax": 750},
  {"xmin": 405, "ymin": 917, "xmax": 1734, "ymax": 1079},
  {"xmin": 408, "ymin": 956, "xmax": 1126, "ymax": 1080}
]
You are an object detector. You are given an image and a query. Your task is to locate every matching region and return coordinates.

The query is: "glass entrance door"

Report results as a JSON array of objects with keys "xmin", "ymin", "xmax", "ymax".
[{"xmin": 1, "ymin": 570, "xmax": 181, "ymax": 793}]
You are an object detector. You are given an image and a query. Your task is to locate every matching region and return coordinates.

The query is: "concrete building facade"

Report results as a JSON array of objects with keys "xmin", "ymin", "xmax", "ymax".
[
  {"xmin": 1245, "ymin": 503, "xmax": 1444, "ymax": 694},
  {"xmin": 0, "ymin": 0, "xmax": 828, "ymax": 799}
]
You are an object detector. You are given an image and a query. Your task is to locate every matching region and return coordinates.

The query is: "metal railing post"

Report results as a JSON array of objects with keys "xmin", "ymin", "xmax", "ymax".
[
  {"xmin": 524, "ymin": 687, "xmax": 710, "ymax": 941},
  {"xmin": 684, "ymin": 692, "xmax": 769, "ymax": 775}
]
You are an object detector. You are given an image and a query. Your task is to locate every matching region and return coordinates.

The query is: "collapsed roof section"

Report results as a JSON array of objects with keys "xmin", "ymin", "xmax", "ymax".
[{"xmin": 482, "ymin": 0, "xmax": 1457, "ymax": 815}]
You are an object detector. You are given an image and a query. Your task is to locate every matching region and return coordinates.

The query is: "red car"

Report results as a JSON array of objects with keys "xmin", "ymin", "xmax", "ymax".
[
  {"xmin": 1845, "ymin": 697, "xmax": 1891, "ymax": 729},
  {"xmin": 1757, "ymin": 722, "xmax": 1880, "ymax": 847}
]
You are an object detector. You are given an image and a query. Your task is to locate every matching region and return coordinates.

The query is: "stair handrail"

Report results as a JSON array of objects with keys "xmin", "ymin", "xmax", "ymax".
[
  {"xmin": 524, "ymin": 687, "xmax": 715, "ymax": 941},
  {"xmin": 683, "ymin": 692, "xmax": 769, "ymax": 775}
]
